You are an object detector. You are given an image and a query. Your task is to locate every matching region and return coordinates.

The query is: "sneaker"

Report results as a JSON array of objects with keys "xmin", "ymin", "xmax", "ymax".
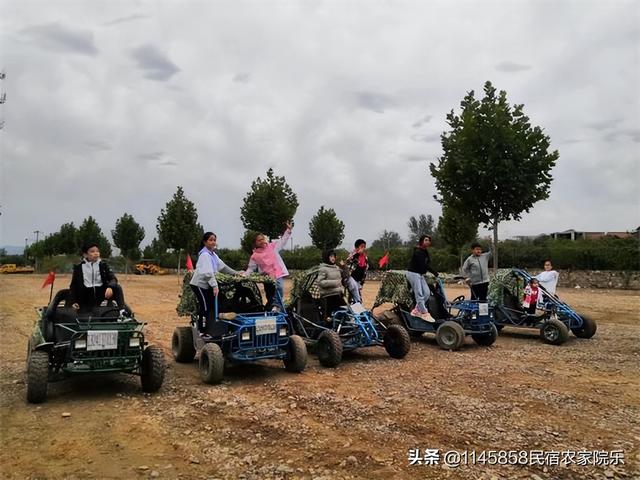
[
  {"xmin": 270, "ymin": 306, "xmax": 281, "ymax": 313},
  {"xmin": 199, "ymin": 332, "xmax": 213, "ymax": 341},
  {"xmin": 420, "ymin": 312, "xmax": 435, "ymax": 323},
  {"xmin": 410, "ymin": 308, "xmax": 421, "ymax": 317}
]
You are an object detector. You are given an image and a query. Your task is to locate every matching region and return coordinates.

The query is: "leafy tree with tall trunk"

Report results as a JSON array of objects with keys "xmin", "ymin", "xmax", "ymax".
[
  {"xmin": 407, "ymin": 214, "xmax": 435, "ymax": 245},
  {"xmin": 429, "ymin": 81, "xmax": 558, "ymax": 268},
  {"xmin": 112, "ymin": 213, "xmax": 145, "ymax": 272},
  {"xmin": 157, "ymin": 186, "xmax": 203, "ymax": 273},
  {"xmin": 77, "ymin": 216, "xmax": 112, "ymax": 257},
  {"xmin": 240, "ymin": 168, "xmax": 298, "ymax": 240},
  {"xmin": 309, "ymin": 206, "xmax": 345, "ymax": 251}
]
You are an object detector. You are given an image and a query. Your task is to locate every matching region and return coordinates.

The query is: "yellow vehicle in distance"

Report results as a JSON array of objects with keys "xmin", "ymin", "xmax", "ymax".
[
  {"xmin": 134, "ymin": 259, "xmax": 167, "ymax": 275},
  {"xmin": 0, "ymin": 264, "xmax": 35, "ymax": 274}
]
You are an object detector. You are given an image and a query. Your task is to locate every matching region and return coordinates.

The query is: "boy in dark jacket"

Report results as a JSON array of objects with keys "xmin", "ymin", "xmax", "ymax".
[{"xmin": 70, "ymin": 243, "xmax": 124, "ymax": 312}]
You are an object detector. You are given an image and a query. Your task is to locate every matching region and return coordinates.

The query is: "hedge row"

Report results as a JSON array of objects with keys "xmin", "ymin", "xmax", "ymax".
[{"xmin": 8, "ymin": 237, "xmax": 638, "ymax": 273}]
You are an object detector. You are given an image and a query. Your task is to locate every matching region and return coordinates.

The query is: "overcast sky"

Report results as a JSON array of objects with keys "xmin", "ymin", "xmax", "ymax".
[{"xmin": 1, "ymin": 0, "xmax": 638, "ymax": 251}]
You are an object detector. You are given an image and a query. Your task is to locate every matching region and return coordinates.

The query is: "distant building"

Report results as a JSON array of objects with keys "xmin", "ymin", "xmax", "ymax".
[{"xmin": 550, "ymin": 228, "xmax": 639, "ymax": 241}]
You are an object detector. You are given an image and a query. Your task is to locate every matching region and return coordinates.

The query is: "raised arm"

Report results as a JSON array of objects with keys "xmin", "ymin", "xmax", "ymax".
[{"xmin": 275, "ymin": 222, "xmax": 293, "ymax": 251}]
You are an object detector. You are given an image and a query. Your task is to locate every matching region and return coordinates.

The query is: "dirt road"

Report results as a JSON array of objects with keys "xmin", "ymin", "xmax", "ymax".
[{"xmin": 1, "ymin": 275, "xmax": 639, "ymax": 480}]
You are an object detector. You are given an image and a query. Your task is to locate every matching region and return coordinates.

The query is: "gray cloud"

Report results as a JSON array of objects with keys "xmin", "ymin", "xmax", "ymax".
[
  {"xmin": 103, "ymin": 14, "xmax": 150, "ymax": 26},
  {"xmin": 402, "ymin": 154, "xmax": 429, "ymax": 163},
  {"xmin": 137, "ymin": 151, "xmax": 165, "ymax": 161},
  {"xmin": 412, "ymin": 114, "xmax": 432, "ymax": 128},
  {"xmin": 233, "ymin": 72, "xmax": 251, "ymax": 83},
  {"xmin": 130, "ymin": 45, "xmax": 179, "ymax": 81},
  {"xmin": 585, "ymin": 118, "xmax": 622, "ymax": 130},
  {"xmin": 158, "ymin": 160, "xmax": 178, "ymax": 167},
  {"xmin": 20, "ymin": 22, "xmax": 98, "ymax": 55},
  {"xmin": 494, "ymin": 60, "xmax": 531, "ymax": 72},
  {"xmin": 84, "ymin": 140, "xmax": 111, "ymax": 151},
  {"xmin": 410, "ymin": 133, "xmax": 441, "ymax": 143},
  {"xmin": 355, "ymin": 91, "xmax": 395, "ymax": 113}
]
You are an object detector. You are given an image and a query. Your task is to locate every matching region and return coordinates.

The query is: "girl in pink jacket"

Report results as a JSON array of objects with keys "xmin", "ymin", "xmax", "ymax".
[{"xmin": 245, "ymin": 221, "xmax": 292, "ymax": 310}]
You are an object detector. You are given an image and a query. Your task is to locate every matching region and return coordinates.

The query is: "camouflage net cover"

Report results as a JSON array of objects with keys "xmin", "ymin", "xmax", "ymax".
[
  {"xmin": 488, "ymin": 268, "xmax": 525, "ymax": 306},
  {"xmin": 176, "ymin": 271, "xmax": 275, "ymax": 316},
  {"xmin": 288, "ymin": 266, "xmax": 322, "ymax": 304},
  {"xmin": 372, "ymin": 270, "xmax": 437, "ymax": 309}
]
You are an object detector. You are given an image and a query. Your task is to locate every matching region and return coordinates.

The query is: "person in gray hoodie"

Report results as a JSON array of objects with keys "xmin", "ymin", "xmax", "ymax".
[
  {"xmin": 190, "ymin": 232, "xmax": 240, "ymax": 335},
  {"xmin": 461, "ymin": 242, "xmax": 492, "ymax": 301},
  {"xmin": 317, "ymin": 250, "xmax": 344, "ymax": 298}
]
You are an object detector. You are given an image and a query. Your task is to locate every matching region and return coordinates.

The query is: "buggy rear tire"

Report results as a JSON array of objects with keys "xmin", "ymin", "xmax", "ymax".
[
  {"xmin": 172, "ymin": 327, "xmax": 196, "ymax": 362},
  {"xmin": 199, "ymin": 343, "xmax": 224, "ymax": 384},
  {"xmin": 436, "ymin": 321, "xmax": 465, "ymax": 351},
  {"xmin": 284, "ymin": 335, "xmax": 307, "ymax": 373},
  {"xmin": 377, "ymin": 310, "xmax": 403, "ymax": 327},
  {"xmin": 571, "ymin": 314, "xmax": 597, "ymax": 339},
  {"xmin": 540, "ymin": 319, "xmax": 569, "ymax": 345},
  {"xmin": 140, "ymin": 345, "xmax": 166, "ymax": 392},
  {"xmin": 317, "ymin": 330, "xmax": 343, "ymax": 368},
  {"xmin": 383, "ymin": 325, "xmax": 411, "ymax": 359},
  {"xmin": 471, "ymin": 323, "xmax": 498, "ymax": 347},
  {"xmin": 26, "ymin": 350, "xmax": 49, "ymax": 403}
]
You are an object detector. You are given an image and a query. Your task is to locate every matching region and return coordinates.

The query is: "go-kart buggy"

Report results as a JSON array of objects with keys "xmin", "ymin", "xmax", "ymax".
[
  {"xmin": 373, "ymin": 270, "xmax": 498, "ymax": 351},
  {"xmin": 26, "ymin": 287, "xmax": 165, "ymax": 403},
  {"xmin": 287, "ymin": 267, "xmax": 411, "ymax": 367},
  {"xmin": 173, "ymin": 273, "xmax": 307, "ymax": 383},
  {"xmin": 489, "ymin": 268, "xmax": 597, "ymax": 345}
]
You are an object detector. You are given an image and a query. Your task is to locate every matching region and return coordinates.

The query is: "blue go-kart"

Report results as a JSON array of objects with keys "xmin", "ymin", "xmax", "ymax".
[
  {"xmin": 373, "ymin": 270, "xmax": 498, "ymax": 351},
  {"xmin": 173, "ymin": 273, "xmax": 307, "ymax": 383},
  {"xmin": 489, "ymin": 268, "xmax": 597, "ymax": 345},
  {"xmin": 287, "ymin": 268, "xmax": 411, "ymax": 367}
]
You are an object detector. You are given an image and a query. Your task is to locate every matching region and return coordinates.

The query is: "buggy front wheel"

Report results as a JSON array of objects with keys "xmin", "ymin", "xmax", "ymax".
[
  {"xmin": 471, "ymin": 323, "xmax": 498, "ymax": 347},
  {"xmin": 436, "ymin": 321, "xmax": 465, "ymax": 351},
  {"xmin": 540, "ymin": 319, "xmax": 569, "ymax": 345},
  {"xmin": 26, "ymin": 350, "xmax": 49, "ymax": 403},
  {"xmin": 284, "ymin": 335, "xmax": 307, "ymax": 373},
  {"xmin": 140, "ymin": 345, "xmax": 166, "ymax": 392},
  {"xmin": 317, "ymin": 330, "xmax": 343, "ymax": 368},
  {"xmin": 571, "ymin": 314, "xmax": 597, "ymax": 339},
  {"xmin": 199, "ymin": 343, "xmax": 224, "ymax": 384},
  {"xmin": 383, "ymin": 325, "xmax": 411, "ymax": 359}
]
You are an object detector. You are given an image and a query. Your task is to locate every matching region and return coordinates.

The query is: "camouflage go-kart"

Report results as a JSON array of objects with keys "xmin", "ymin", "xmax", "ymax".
[
  {"xmin": 489, "ymin": 268, "xmax": 597, "ymax": 345},
  {"xmin": 173, "ymin": 273, "xmax": 307, "ymax": 384},
  {"xmin": 26, "ymin": 288, "xmax": 165, "ymax": 403},
  {"xmin": 373, "ymin": 270, "xmax": 498, "ymax": 351},
  {"xmin": 287, "ymin": 267, "xmax": 410, "ymax": 367}
]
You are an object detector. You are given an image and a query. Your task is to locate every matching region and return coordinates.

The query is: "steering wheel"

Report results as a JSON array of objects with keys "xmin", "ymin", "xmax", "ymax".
[
  {"xmin": 100, "ymin": 307, "xmax": 122, "ymax": 318},
  {"xmin": 451, "ymin": 295, "xmax": 465, "ymax": 303}
]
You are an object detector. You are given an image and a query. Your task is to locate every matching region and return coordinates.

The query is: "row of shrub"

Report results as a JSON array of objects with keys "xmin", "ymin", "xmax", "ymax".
[{"xmin": 7, "ymin": 236, "xmax": 637, "ymax": 274}]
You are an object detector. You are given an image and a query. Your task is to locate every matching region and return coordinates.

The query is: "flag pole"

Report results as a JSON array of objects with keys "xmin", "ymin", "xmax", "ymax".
[{"xmin": 49, "ymin": 277, "xmax": 55, "ymax": 303}]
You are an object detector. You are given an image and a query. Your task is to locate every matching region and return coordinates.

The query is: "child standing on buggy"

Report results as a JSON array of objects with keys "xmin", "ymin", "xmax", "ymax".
[{"xmin": 522, "ymin": 278, "xmax": 540, "ymax": 315}]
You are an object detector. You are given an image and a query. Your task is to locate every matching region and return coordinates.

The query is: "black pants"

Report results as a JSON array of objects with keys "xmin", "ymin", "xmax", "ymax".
[
  {"xmin": 77, "ymin": 285, "xmax": 125, "ymax": 313},
  {"xmin": 190, "ymin": 285, "xmax": 215, "ymax": 331},
  {"xmin": 470, "ymin": 282, "xmax": 489, "ymax": 301}
]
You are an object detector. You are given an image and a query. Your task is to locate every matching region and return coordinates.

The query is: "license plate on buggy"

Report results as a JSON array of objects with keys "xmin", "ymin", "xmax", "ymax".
[
  {"xmin": 87, "ymin": 331, "xmax": 118, "ymax": 351},
  {"xmin": 478, "ymin": 303, "xmax": 489, "ymax": 316},
  {"xmin": 255, "ymin": 318, "xmax": 277, "ymax": 335}
]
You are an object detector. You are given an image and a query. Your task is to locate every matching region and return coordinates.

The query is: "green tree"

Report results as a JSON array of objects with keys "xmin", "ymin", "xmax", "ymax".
[
  {"xmin": 240, "ymin": 168, "xmax": 299, "ymax": 239},
  {"xmin": 371, "ymin": 230, "xmax": 404, "ymax": 250},
  {"xmin": 437, "ymin": 204, "xmax": 478, "ymax": 262},
  {"xmin": 407, "ymin": 214, "xmax": 435, "ymax": 245},
  {"xmin": 429, "ymin": 81, "xmax": 558, "ymax": 267},
  {"xmin": 57, "ymin": 222, "xmax": 79, "ymax": 254},
  {"xmin": 77, "ymin": 216, "xmax": 112, "ymax": 257},
  {"xmin": 142, "ymin": 237, "xmax": 167, "ymax": 259},
  {"xmin": 240, "ymin": 229, "xmax": 260, "ymax": 254},
  {"xmin": 156, "ymin": 186, "xmax": 203, "ymax": 272},
  {"xmin": 112, "ymin": 213, "xmax": 145, "ymax": 272},
  {"xmin": 308, "ymin": 206, "xmax": 345, "ymax": 251}
]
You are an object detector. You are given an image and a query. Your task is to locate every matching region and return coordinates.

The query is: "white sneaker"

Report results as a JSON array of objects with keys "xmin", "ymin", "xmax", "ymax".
[{"xmin": 420, "ymin": 312, "xmax": 435, "ymax": 323}]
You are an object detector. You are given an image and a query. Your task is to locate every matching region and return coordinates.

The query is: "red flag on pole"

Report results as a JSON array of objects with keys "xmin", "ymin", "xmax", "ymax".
[
  {"xmin": 41, "ymin": 271, "xmax": 56, "ymax": 289},
  {"xmin": 378, "ymin": 252, "xmax": 389, "ymax": 268},
  {"xmin": 186, "ymin": 253, "xmax": 194, "ymax": 272}
]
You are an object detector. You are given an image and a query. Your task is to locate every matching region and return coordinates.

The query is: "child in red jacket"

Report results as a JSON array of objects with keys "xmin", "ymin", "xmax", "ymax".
[{"xmin": 523, "ymin": 278, "xmax": 540, "ymax": 315}]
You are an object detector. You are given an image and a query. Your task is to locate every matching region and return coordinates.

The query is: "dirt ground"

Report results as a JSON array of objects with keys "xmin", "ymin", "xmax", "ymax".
[{"xmin": 1, "ymin": 274, "xmax": 639, "ymax": 480}]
